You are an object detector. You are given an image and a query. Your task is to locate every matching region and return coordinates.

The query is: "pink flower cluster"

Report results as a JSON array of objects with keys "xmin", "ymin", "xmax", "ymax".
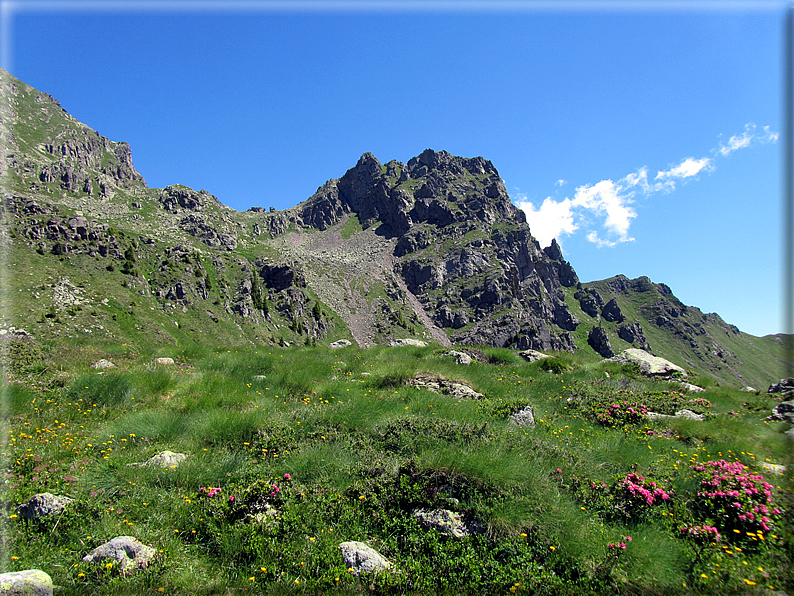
[
  {"xmin": 692, "ymin": 460, "xmax": 782, "ymax": 533},
  {"xmin": 679, "ymin": 524, "xmax": 721, "ymax": 543},
  {"xmin": 269, "ymin": 484, "xmax": 281, "ymax": 498},
  {"xmin": 608, "ymin": 536, "xmax": 632, "ymax": 550},
  {"xmin": 594, "ymin": 401, "xmax": 649, "ymax": 425},
  {"xmin": 199, "ymin": 486, "xmax": 222, "ymax": 498},
  {"xmin": 619, "ymin": 473, "xmax": 672, "ymax": 506}
]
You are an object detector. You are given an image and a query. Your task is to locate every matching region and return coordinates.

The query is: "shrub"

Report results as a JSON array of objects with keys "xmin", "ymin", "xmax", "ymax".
[
  {"xmin": 539, "ymin": 357, "xmax": 569, "ymax": 374},
  {"xmin": 591, "ymin": 400, "xmax": 649, "ymax": 426},
  {"xmin": 689, "ymin": 460, "xmax": 784, "ymax": 537}
]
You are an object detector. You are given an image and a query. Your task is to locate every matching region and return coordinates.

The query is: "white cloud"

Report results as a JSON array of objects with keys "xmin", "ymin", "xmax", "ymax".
[
  {"xmin": 555, "ymin": 178, "xmax": 566, "ymax": 187},
  {"xmin": 515, "ymin": 122, "xmax": 777, "ymax": 249},
  {"xmin": 655, "ymin": 156, "xmax": 713, "ymax": 181},
  {"xmin": 515, "ymin": 195, "xmax": 577, "ymax": 248},
  {"xmin": 719, "ymin": 122, "xmax": 779, "ymax": 156}
]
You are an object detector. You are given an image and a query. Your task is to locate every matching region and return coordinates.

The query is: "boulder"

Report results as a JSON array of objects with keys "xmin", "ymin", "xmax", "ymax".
[
  {"xmin": 587, "ymin": 327, "xmax": 614, "ymax": 358},
  {"xmin": 130, "ymin": 450, "xmax": 187, "ymax": 469},
  {"xmin": 768, "ymin": 378, "xmax": 794, "ymax": 395},
  {"xmin": 338, "ymin": 542, "xmax": 392, "ymax": 575},
  {"xmin": 517, "ymin": 349, "xmax": 550, "ymax": 363},
  {"xmin": 329, "ymin": 340, "xmax": 352, "ymax": 349},
  {"xmin": 81, "ymin": 536, "xmax": 156, "ymax": 571},
  {"xmin": 741, "ymin": 386, "xmax": 757, "ymax": 393},
  {"xmin": 0, "ymin": 569, "xmax": 53, "ymax": 596},
  {"xmin": 510, "ymin": 405, "xmax": 535, "ymax": 428},
  {"xmin": 445, "ymin": 350, "xmax": 472, "ymax": 365},
  {"xmin": 647, "ymin": 409, "xmax": 704, "ymax": 421},
  {"xmin": 16, "ymin": 493, "xmax": 73, "ymax": 520},
  {"xmin": 390, "ymin": 339, "xmax": 428, "ymax": 347},
  {"xmin": 766, "ymin": 401, "xmax": 794, "ymax": 424},
  {"xmin": 408, "ymin": 374, "xmax": 484, "ymax": 400},
  {"xmin": 153, "ymin": 357, "xmax": 175, "ymax": 365},
  {"xmin": 412, "ymin": 508, "xmax": 475, "ymax": 539},
  {"xmin": 677, "ymin": 382, "xmax": 705, "ymax": 393},
  {"xmin": 605, "ymin": 348, "xmax": 686, "ymax": 377},
  {"xmin": 601, "ymin": 298, "xmax": 624, "ymax": 323},
  {"xmin": 252, "ymin": 375, "xmax": 267, "ymax": 381},
  {"xmin": 91, "ymin": 359, "xmax": 115, "ymax": 369}
]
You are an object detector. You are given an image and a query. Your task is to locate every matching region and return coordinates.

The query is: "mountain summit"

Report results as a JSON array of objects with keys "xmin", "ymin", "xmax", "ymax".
[{"xmin": 0, "ymin": 68, "xmax": 788, "ymax": 389}]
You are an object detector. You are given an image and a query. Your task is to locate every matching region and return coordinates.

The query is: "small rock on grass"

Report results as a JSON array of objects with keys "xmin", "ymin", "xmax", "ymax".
[
  {"xmin": 329, "ymin": 340, "xmax": 352, "ymax": 349},
  {"xmin": 128, "ymin": 450, "xmax": 187, "ymax": 469},
  {"xmin": 445, "ymin": 350, "xmax": 472, "ymax": 365},
  {"xmin": 390, "ymin": 339, "xmax": 428, "ymax": 347},
  {"xmin": 153, "ymin": 357, "xmax": 174, "ymax": 365},
  {"xmin": 0, "ymin": 569, "xmax": 53, "ymax": 596},
  {"xmin": 82, "ymin": 536, "xmax": 156, "ymax": 572},
  {"xmin": 16, "ymin": 493, "xmax": 73, "ymax": 520},
  {"xmin": 510, "ymin": 405, "xmax": 535, "ymax": 428},
  {"xmin": 91, "ymin": 359, "xmax": 115, "ymax": 369},
  {"xmin": 338, "ymin": 542, "xmax": 392, "ymax": 575}
]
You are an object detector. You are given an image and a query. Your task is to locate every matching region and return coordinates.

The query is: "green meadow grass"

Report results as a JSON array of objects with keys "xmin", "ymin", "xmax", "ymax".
[{"xmin": 0, "ymin": 344, "xmax": 792, "ymax": 595}]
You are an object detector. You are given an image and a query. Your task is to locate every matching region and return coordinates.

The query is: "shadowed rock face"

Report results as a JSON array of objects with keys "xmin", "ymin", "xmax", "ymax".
[{"xmin": 293, "ymin": 149, "xmax": 580, "ymax": 351}]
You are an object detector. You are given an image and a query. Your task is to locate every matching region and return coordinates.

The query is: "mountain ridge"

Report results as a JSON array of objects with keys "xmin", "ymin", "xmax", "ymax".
[{"xmin": 0, "ymin": 67, "xmax": 789, "ymax": 390}]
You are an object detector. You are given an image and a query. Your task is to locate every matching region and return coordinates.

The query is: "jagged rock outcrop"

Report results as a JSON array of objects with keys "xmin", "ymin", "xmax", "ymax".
[
  {"xmin": 588, "ymin": 327, "xmax": 614, "ymax": 357},
  {"xmin": 617, "ymin": 322, "xmax": 650, "ymax": 350}
]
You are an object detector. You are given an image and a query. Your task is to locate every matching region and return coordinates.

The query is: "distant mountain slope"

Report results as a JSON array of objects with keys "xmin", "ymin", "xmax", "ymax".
[{"xmin": 0, "ymin": 68, "xmax": 788, "ymax": 388}]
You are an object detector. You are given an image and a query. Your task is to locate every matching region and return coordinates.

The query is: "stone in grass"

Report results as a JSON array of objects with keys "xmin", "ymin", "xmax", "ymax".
[
  {"xmin": 646, "ymin": 409, "xmax": 704, "ymax": 421},
  {"xmin": 605, "ymin": 348, "xmax": 686, "ymax": 377},
  {"xmin": 16, "ymin": 493, "xmax": 73, "ymax": 520},
  {"xmin": 767, "ymin": 401, "xmax": 794, "ymax": 424},
  {"xmin": 445, "ymin": 350, "xmax": 472, "ymax": 365},
  {"xmin": 153, "ymin": 357, "xmax": 174, "ymax": 365},
  {"xmin": 128, "ymin": 450, "xmax": 187, "ymax": 469},
  {"xmin": 91, "ymin": 359, "xmax": 115, "ymax": 369},
  {"xmin": 677, "ymin": 382, "xmax": 705, "ymax": 393},
  {"xmin": 338, "ymin": 542, "xmax": 392, "ymax": 575},
  {"xmin": 329, "ymin": 340, "xmax": 352, "ymax": 349},
  {"xmin": 81, "ymin": 536, "xmax": 156, "ymax": 572},
  {"xmin": 510, "ymin": 405, "xmax": 535, "ymax": 428},
  {"xmin": 517, "ymin": 349, "xmax": 550, "ymax": 363},
  {"xmin": 412, "ymin": 508, "xmax": 474, "ymax": 539},
  {"xmin": 0, "ymin": 569, "xmax": 53, "ymax": 596},
  {"xmin": 389, "ymin": 339, "xmax": 428, "ymax": 347}
]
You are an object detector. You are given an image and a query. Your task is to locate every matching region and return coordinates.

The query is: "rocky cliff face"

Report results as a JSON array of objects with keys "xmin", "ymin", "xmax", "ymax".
[{"xmin": 288, "ymin": 149, "xmax": 580, "ymax": 350}]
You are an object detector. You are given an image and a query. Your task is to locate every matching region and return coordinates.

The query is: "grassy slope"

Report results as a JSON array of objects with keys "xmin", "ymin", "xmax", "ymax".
[{"xmin": 0, "ymin": 343, "xmax": 791, "ymax": 595}]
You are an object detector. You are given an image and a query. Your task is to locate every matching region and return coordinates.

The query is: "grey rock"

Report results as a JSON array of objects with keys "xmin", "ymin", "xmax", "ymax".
[
  {"xmin": 741, "ymin": 386, "xmax": 757, "ymax": 393},
  {"xmin": 510, "ymin": 405, "xmax": 535, "ymax": 428},
  {"xmin": 130, "ymin": 450, "xmax": 187, "ymax": 469},
  {"xmin": 91, "ymin": 359, "xmax": 115, "ymax": 369},
  {"xmin": 767, "ymin": 401, "xmax": 794, "ymax": 424},
  {"xmin": 338, "ymin": 541, "xmax": 392, "ymax": 575},
  {"xmin": 408, "ymin": 374, "xmax": 484, "ymax": 400},
  {"xmin": 412, "ymin": 508, "xmax": 475, "ymax": 539},
  {"xmin": 329, "ymin": 339, "xmax": 352, "ymax": 349},
  {"xmin": 768, "ymin": 378, "xmax": 794, "ymax": 396},
  {"xmin": 390, "ymin": 339, "xmax": 428, "ymax": 347},
  {"xmin": 588, "ymin": 327, "xmax": 614, "ymax": 358},
  {"xmin": 601, "ymin": 298, "xmax": 624, "ymax": 323},
  {"xmin": 0, "ymin": 570, "xmax": 53, "ymax": 596},
  {"xmin": 647, "ymin": 409, "xmax": 704, "ymax": 421},
  {"xmin": 677, "ymin": 382, "xmax": 705, "ymax": 393},
  {"xmin": 154, "ymin": 357, "xmax": 175, "ymax": 365},
  {"xmin": 617, "ymin": 322, "xmax": 650, "ymax": 351},
  {"xmin": 517, "ymin": 349, "xmax": 550, "ymax": 363},
  {"xmin": 445, "ymin": 350, "xmax": 472, "ymax": 365},
  {"xmin": 81, "ymin": 536, "xmax": 156, "ymax": 571},
  {"xmin": 606, "ymin": 348, "xmax": 686, "ymax": 377},
  {"xmin": 16, "ymin": 493, "xmax": 73, "ymax": 520},
  {"xmin": 252, "ymin": 375, "xmax": 267, "ymax": 381}
]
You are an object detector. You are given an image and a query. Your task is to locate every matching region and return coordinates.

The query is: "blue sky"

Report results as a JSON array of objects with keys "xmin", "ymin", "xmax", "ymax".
[{"xmin": 2, "ymin": 1, "xmax": 787, "ymax": 336}]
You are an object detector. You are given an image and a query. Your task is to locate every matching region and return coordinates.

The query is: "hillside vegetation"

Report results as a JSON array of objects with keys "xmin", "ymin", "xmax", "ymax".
[{"xmin": 1, "ymin": 340, "xmax": 791, "ymax": 595}]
